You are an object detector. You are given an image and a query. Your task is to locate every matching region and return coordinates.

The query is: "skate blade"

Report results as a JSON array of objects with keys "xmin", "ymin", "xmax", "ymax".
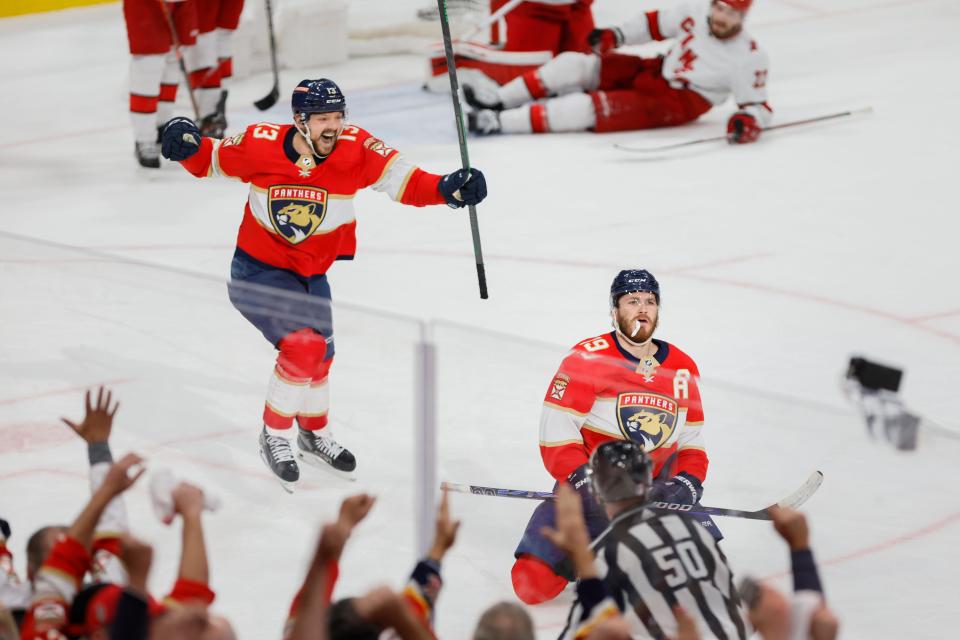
[
  {"xmin": 297, "ymin": 451, "xmax": 357, "ymax": 482},
  {"xmin": 259, "ymin": 447, "xmax": 299, "ymax": 493}
]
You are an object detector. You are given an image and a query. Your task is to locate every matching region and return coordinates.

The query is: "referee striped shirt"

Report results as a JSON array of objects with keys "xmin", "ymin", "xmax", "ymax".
[{"xmin": 560, "ymin": 506, "xmax": 749, "ymax": 640}]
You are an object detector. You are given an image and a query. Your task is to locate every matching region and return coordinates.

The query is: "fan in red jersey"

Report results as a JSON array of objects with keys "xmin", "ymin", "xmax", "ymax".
[
  {"xmin": 159, "ymin": 79, "xmax": 487, "ymax": 492},
  {"xmin": 510, "ymin": 269, "xmax": 721, "ymax": 605},
  {"xmin": 464, "ymin": 0, "xmax": 771, "ymax": 141}
]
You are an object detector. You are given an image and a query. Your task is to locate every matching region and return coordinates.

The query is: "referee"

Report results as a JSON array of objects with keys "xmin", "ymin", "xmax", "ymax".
[{"xmin": 557, "ymin": 441, "xmax": 749, "ymax": 640}]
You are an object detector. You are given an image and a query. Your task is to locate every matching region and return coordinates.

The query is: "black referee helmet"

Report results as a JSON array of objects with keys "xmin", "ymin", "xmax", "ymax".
[{"xmin": 588, "ymin": 440, "xmax": 654, "ymax": 503}]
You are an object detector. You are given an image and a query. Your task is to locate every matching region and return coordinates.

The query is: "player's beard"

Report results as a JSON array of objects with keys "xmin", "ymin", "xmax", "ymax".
[
  {"xmin": 313, "ymin": 128, "xmax": 340, "ymax": 156},
  {"xmin": 708, "ymin": 16, "xmax": 742, "ymax": 39},
  {"xmin": 615, "ymin": 311, "xmax": 658, "ymax": 344}
]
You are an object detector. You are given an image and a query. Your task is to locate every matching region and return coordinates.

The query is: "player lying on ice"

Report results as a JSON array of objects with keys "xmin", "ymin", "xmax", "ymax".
[
  {"xmin": 159, "ymin": 78, "xmax": 488, "ymax": 492},
  {"xmin": 464, "ymin": 0, "xmax": 771, "ymax": 144},
  {"xmin": 511, "ymin": 269, "xmax": 722, "ymax": 605}
]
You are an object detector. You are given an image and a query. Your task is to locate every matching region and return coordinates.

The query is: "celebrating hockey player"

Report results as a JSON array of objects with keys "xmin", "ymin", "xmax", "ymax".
[
  {"xmin": 558, "ymin": 441, "xmax": 748, "ymax": 639},
  {"xmin": 159, "ymin": 79, "xmax": 487, "ymax": 491},
  {"xmin": 511, "ymin": 269, "xmax": 717, "ymax": 605},
  {"xmin": 464, "ymin": 0, "xmax": 771, "ymax": 142}
]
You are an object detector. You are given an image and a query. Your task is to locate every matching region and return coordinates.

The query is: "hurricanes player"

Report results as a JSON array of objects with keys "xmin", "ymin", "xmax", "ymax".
[
  {"xmin": 511, "ymin": 269, "xmax": 719, "ymax": 605},
  {"xmin": 464, "ymin": 0, "xmax": 771, "ymax": 142},
  {"xmin": 159, "ymin": 79, "xmax": 488, "ymax": 491}
]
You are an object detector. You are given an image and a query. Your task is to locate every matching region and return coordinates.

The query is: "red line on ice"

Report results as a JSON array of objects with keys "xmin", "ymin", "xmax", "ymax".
[
  {"xmin": 906, "ymin": 309, "xmax": 960, "ymax": 323},
  {"xmin": 761, "ymin": 510, "xmax": 960, "ymax": 580}
]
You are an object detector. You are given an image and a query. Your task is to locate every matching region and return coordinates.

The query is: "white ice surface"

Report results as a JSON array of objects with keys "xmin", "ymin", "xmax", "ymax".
[{"xmin": 2, "ymin": 0, "xmax": 960, "ymax": 638}]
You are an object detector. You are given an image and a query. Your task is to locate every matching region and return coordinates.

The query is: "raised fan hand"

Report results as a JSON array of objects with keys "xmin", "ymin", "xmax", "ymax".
[
  {"xmin": 428, "ymin": 487, "xmax": 461, "ymax": 562},
  {"xmin": 768, "ymin": 505, "xmax": 810, "ymax": 551},
  {"xmin": 101, "ymin": 452, "xmax": 147, "ymax": 498},
  {"xmin": 338, "ymin": 493, "xmax": 376, "ymax": 530},
  {"xmin": 61, "ymin": 386, "xmax": 119, "ymax": 444}
]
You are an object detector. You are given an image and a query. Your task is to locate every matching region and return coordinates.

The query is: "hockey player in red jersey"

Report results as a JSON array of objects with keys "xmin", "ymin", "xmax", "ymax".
[
  {"xmin": 159, "ymin": 78, "xmax": 488, "ymax": 491},
  {"xmin": 511, "ymin": 269, "xmax": 719, "ymax": 605},
  {"xmin": 465, "ymin": 0, "xmax": 771, "ymax": 141}
]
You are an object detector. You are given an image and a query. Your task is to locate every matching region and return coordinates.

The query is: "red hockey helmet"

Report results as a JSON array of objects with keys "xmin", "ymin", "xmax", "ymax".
[{"xmin": 716, "ymin": 0, "xmax": 753, "ymax": 12}]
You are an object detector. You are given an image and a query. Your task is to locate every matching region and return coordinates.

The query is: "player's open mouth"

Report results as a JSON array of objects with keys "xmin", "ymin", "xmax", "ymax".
[{"xmin": 320, "ymin": 132, "xmax": 337, "ymax": 141}]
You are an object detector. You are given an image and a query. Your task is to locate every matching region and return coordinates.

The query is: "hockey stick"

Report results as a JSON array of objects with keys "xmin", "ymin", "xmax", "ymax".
[
  {"xmin": 441, "ymin": 470, "xmax": 823, "ymax": 521},
  {"xmin": 159, "ymin": 0, "xmax": 201, "ymax": 119},
  {"xmin": 254, "ymin": 0, "xmax": 280, "ymax": 110},
  {"xmin": 437, "ymin": 0, "xmax": 489, "ymax": 299},
  {"xmin": 613, "ymin": 107, "xmax": 873, "ymax": 153}
]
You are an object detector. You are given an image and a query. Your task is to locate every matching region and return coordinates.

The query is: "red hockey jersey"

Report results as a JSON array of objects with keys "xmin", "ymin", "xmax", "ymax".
[
  {"xmin": 539, "ymin": 332, "xmax": 708, "ymax": 483},
  {"xmin": 180, "ymin": 123, "xmax": 446, "ymax": 277}
]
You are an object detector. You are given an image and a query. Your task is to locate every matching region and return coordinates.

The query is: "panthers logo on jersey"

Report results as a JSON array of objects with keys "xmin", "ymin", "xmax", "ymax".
[
  {"xmin": 267, "ymin": 185, "xmax": 328, "ymax": 244},
  {"xmin": 616, "ymin": 392, "xmax": 677, "ymax": 451}
]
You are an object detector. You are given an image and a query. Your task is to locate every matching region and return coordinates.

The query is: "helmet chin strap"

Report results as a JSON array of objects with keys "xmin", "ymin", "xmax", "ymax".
[
  {"xmin": 611, "ymin": 311, "xmax": 654, "ymax": 348},
  {"xmin": 295, "ymin": 114, "xmax": 320, "ymax": 157}
]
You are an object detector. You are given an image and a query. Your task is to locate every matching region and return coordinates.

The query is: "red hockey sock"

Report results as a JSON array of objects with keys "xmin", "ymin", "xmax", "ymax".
[
  {"xmin": 264, "ymin": 330, "xmax": 327, "ymax": 431},
  {"xmin": 511, "ymin": 555, "xmax": 568, "ymax": 605}
]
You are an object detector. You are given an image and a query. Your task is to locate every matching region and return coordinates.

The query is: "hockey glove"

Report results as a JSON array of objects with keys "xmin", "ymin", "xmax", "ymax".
[
  {"xmin": 727, "ymin": 112, "xmax": 761, "ymax": 144},
  {"xmin": 0, "ymin": 517, "xmax": 9, "ymax": 540},
  {"xmin": 439, "ymin": 168, "xmax": 488, "ymax": 209},
  {"xmin": 587, "ymin": 28, "xmax": 624, "ymax": 55},
  {"xmin": 647, "ymin": 471, "xmax": 702, "ymax": 506},
  {"xmin": 161, "ymin": 117, "xmax": 202, "ymax": 161},
  {"xmin": 567, "ymin": 464, "xmax": 604, "ymax": 519}
]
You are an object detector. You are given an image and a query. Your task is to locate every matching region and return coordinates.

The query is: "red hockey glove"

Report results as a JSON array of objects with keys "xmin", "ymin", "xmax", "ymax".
[
  {"xmin": 727, "ymin": 112, "xmax": 761, "ymax": 144},
  {"xmin": 587, "ymin": 28, "xmax": 624, "ymax": 55}
]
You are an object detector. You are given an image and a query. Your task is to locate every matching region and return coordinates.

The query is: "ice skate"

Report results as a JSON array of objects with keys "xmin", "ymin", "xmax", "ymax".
[
  {"xmin": 135, "ymin": 141, "xmax": 160, "ymax": 169},
  {"xmin": 200, "ymin": 113, "xmax": 225, "ymax": 139},
  {"xmin": 297, "ymin": 427, "xmax": 356, "ymax": 480},
  {"xmin": 259, "ymin": 427, "xmax": 300, "ymax": 493}
]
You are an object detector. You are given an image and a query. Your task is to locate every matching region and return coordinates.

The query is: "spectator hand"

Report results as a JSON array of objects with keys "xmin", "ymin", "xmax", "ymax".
[
  {"xmin": 727, "ymin": 112, "xmax": 761, "ymax": 144},
  {"xmin": 768, "ymin": 506, "xmax": 810, "ymax": 551},
  {"xmin": 587, "ymin": 27, "xmax": 624, "ymax": 55},
  {"xmin": 61, "ymin": 386, "xmax": 118, "ymax": 444},
  {"xmin": 338, "ymin": 493, "xmax": 376, "ymax": 530},
  {"xmin": 171, "ymin": 482, "xmax": 205, "ymax": 520},
  {"xmin": 648, "ymin": 472, "xmax": 702, "ymax": 506},
  {"xmin": 540, "ymin": 484, "xmax": 591, "ymax": 562},
  {"xmin": 427, "ymin": 487, "xmax": 461, "ymax": 562},
  {"xmin": 101, "ymin": 453, "xmax": 146, "ymax": 497},
  {"xmin": 161, "ymin": 117, "xmax": 201, "ymax": 161},
  {"xmin": 439, "ymin": 168, "xmax": 487, "ymax": 208}
]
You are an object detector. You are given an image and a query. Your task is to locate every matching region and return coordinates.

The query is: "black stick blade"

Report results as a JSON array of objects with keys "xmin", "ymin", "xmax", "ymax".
[{"xmin": 254, "ymin": 86, "xmax": 280, "ymax": 111}]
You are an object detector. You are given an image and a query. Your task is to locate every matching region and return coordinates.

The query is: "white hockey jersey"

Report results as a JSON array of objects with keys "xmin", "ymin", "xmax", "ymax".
[{"xmin": 616, "ymin": 0, "xmax": 772, "ymax": 125}]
